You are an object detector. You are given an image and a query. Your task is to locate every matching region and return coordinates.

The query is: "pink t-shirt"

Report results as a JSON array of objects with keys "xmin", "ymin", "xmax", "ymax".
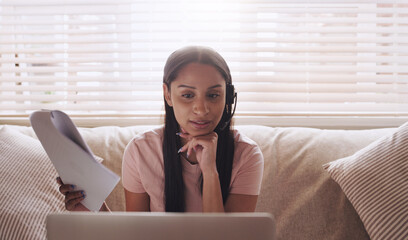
[{"xmin": 122, "ymin": 126, "xmax": 264, "ymax": 212}]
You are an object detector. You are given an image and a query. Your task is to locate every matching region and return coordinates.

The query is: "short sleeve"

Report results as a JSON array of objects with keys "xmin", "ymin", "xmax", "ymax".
[
  {"xmin": 122, "ymin": 139, "xmax": 146, "ymax": 193},
  {"xmin": 229, "ymin": 144, "xmax": 264, "ymax": 195}
]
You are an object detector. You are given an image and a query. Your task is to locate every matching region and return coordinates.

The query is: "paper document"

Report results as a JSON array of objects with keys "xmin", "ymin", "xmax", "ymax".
[{"xmin": 30, "ymin": 110, "xmax": 120, "ymax": 212}]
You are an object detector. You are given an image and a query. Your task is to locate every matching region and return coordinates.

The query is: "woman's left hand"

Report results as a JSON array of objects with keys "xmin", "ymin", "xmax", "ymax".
[{"xmin": 178, "ymin": 130, "xmax": 218, "ymax": 174}]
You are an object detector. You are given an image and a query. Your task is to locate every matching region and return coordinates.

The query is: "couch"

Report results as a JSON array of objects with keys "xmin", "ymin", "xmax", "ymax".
[{"xmin": 1, "ymin": 123, "xmax": 406, "ymax": 240}]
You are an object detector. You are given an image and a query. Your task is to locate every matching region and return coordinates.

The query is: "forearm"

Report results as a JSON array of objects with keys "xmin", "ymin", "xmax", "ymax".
[{"xmin": 202, "ymin": 170, "xmax": 225, "ymax": 212}]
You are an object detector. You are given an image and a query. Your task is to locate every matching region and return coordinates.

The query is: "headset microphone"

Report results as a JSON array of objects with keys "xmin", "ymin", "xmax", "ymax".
[{"xmin": 220, "ymin": 84, "xmax": 237, "ymax": 131}]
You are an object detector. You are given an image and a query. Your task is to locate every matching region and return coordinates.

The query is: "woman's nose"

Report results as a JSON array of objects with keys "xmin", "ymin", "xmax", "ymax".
[{"xmin": 193, "ymin": 99, "xmax": 209, "ymax": 115}]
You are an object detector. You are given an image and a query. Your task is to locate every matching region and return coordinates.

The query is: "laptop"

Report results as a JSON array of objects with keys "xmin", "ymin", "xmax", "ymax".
[{"xmin": 46, "ymin": 212, "xmax": 275, "ymax": 240}]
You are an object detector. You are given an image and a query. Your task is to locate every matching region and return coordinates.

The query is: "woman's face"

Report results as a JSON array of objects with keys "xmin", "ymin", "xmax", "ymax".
[{"xmin": 163, "ymin": 63, "xmax": 226, "ymax": 136}]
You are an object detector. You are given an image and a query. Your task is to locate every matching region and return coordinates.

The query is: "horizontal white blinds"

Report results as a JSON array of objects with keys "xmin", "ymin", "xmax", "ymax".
[{"xmin": 1, "ymin": 0, "xmax": 408, "ymax": 126}]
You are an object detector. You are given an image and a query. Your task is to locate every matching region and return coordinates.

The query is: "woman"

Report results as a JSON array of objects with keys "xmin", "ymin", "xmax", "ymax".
[{"xmin": 58, "ymin": 46, "xmax": 264, "ymax": 212}]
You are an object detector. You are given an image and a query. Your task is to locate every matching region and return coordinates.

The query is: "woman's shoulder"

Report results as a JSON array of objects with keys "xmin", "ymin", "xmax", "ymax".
[
  {"xmin": 232, "ymin": 128, "xmax": 258, "ymax": 149},
  {"xmin": 131, "ymin": 126, "xmax": 164, "ymax": 142},
  {"xmin": 231, "ymin": 128, "xmax": 263, "ymax": 163},
  {"xmin": 126, "ymin": 126, "xmax": 164, "ymax": 151}
]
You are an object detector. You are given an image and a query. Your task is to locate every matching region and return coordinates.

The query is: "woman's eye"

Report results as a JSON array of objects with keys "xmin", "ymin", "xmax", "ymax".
[
  {"xmin": 182, "ymin": 93, "xmax": 194, "ymax": 99},
  {"xmin": 208, "ymin": 93, "xmax": 220, "ymax": 99}
]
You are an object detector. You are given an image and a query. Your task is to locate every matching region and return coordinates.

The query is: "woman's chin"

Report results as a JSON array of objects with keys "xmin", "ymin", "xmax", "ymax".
[{"xmin": 185, "ymin": 126, "xmax": 215, "ymax": 136}]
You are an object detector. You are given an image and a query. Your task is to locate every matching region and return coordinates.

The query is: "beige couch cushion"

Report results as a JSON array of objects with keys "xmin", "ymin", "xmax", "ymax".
[
  {"xmin": 239, "ymin": 125, "xmax": 393, "ymax": 240},
  {"xmin": 324, "ymin": 122, "xmax": 408, "ymax": 240},
  {"xmin": 0, "ymin": 127, "xmax": 66, "ymax": 240}
]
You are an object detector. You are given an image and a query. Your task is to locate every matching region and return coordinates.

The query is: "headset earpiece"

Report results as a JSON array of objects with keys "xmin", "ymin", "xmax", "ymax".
[
  {"xmin": 220, "ymin": 84, "xmax": 237, "ymax": 130},
  {"xmin": 226, "ymin": 84, "xmax": 236, "ymax": 105}
]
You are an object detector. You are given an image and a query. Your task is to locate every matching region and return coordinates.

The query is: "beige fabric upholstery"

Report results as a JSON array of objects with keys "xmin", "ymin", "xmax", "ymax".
[
  {"xmin": 1, "ymin": 124, "xmax": 396, "ymax": 240},
  {"xmin": 0, "ymin": 127, "xmax": 66, "ymax": 240},
  {"xmin": 324, "ymin": 122, "xmax": 408, "ymax": 240},
  {"xmin": 239, "ymin": 125, "xmax": 392, "ymax": 240}
]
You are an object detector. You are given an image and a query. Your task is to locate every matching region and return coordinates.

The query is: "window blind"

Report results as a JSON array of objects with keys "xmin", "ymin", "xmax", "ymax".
[{"xmin": 0, "ymin": 0, "xmax": 407, "ymax": 128}]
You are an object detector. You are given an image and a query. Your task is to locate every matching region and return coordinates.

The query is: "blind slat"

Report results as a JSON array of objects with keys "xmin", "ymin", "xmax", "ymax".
[
  {"xmin": 2, "ymin": 36, "xmax": 408, "ymax": 44},
  {"xmin": 2, "ymin": 93, "xmax": 406, "ymax": 103},
  {"xmin": 2, "ymin": 65, "xmax": 408, "ymax": 73},
  {"xmin": 2, "ymin": 82, "xmax": 407, "ymax": 93},
  {"xmin": 3, "ymin": 102, "xmax": 408, "ymax": 112},
  {"xmin": 1, "ymin": 56, "xmax": 408, "ymax": 64},
  {"xmin": 1, "ymin": 75, "xmax": 408, "ymax": 83},
  {"xmin": 1, "ymin": 7, "xmax": 408, "ymax": 15},
  {"xmin": 2, "ymin": 46, "xmax": 407, "ymax": 54}
]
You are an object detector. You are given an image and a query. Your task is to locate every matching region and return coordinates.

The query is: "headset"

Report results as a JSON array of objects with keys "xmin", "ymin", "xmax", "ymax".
[
  {"xmin": 226, "ymin": 83, "xmax": 236, "ymax": 105},
  {"xmin": 220, "ymin": 83, "xmax": 237, "ymax": 130}
]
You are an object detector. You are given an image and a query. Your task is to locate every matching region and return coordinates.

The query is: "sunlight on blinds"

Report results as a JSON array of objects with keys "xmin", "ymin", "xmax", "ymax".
[{"xmin": 0, "ymin": 0, "xmax": 407, "ymax": 127}]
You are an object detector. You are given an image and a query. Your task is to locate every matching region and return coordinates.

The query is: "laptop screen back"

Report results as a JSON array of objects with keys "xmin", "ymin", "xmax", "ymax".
[{"xmin": 47, "ymin": 212, "xmax": 275, "ymax": 240}]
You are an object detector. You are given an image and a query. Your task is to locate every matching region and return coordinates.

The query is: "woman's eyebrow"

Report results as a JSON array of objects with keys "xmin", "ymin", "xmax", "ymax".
[
  {"xmin": 208, "ymin": 84, "xmax": 222, "ymax": 89},
  {"xmin": 177, "ymin": 84, "xmax": 222, "ymax": 89},
  {"xmin": 177, "ymin": 84, "xmax": 195, "ymax": 89}
]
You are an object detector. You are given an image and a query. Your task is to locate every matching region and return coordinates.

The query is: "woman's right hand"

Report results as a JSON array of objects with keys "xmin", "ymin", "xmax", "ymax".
[{"xmin": 56, "ymin": 177, "xmax": 89, "ymax": 211}]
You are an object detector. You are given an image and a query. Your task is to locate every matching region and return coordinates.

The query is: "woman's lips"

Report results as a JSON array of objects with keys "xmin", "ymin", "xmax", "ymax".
[{"xmin": 190, "ymin": 120, "xmax": 211, "ymax": 129}]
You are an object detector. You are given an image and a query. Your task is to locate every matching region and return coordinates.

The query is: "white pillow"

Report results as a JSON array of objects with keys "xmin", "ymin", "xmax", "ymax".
[
  {"xmin": 0, "ymin": 126, "xmax": 66, "ymax": 240},
  {"xmin": 324, "ymin": 122, "xmax": 408, "ymax": 240}
]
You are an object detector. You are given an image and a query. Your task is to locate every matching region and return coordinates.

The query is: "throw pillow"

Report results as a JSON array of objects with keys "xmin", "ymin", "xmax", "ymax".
[
  {"xmin": 0, "ymin": 127, "xmax": 66, "ymax": 240},
  {"xmin": 324, "ymin": 122, "xmax": 408, "ymax": 240}
]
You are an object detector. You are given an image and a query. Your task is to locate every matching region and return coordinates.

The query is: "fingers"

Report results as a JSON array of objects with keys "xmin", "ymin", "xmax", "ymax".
[
  {"xmin": 176, "ymin": 132, "xmax": 191, "ymax": 141},
  {"xmin": 178, "ymin": 132, "xmax": 216, "ymax": 149},
  {"xmin": 178, "ymin": 144, "xmax": 188, "ymax": 155},
  {"xmin": 176, "ymin": 131, "xmax": 193, "ymax": 156},
  {"xmin": 65, "ymin": 192, "xmax": 86, "ymax": 211},
  {"xmin": 56, "ymin": 176, "xmax": 86, "ymax": 211},
  {"xmin": 178, "ymin": 138, "xmax": 203, "ymax": 157},
  {"xmin": 58, "ymin": 183, "xmax": 76, "ymax": 195},
  {"xmin": 63, "ymin": 189, "xmax": 86, "ymax": 211},
  {"xmin": 178, "ymin": 141, "xmax": 191, "ymax": 157},
  {"xmin": 65, "ymin": 190, "xmax": 85, "ymax": 204},
  {"xmin": 186, "ymin": 139, "xmax": 199, "ymax": 157},
  {"xmin": 56, "ymin": 176, "xmax": 63, "ymax": 185}
]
